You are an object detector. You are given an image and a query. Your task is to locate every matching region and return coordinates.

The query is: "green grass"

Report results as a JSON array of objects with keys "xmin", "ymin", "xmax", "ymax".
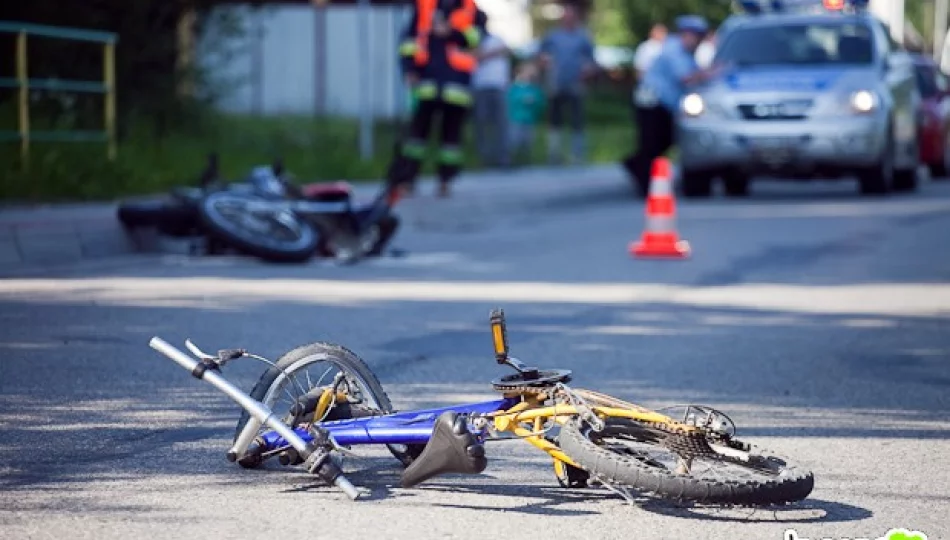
[{"xmin": 0, "ymin": 86, "xmax": 636, "ymax": 203}]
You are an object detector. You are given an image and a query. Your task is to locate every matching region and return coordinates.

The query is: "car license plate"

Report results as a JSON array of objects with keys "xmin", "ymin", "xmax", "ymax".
[
  {"xmin": 752, "ymin": 137, "xmax": 793, "ymax": 150},
  {"xmin": 750, "ymin": 137, "xmax": 796, "ymax": 165}
]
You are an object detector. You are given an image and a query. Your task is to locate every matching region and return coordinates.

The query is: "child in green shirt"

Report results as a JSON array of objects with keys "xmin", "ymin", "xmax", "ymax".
[{"xmin": 506, "ymin": 62, "xmax": 546, "ymax": 165}]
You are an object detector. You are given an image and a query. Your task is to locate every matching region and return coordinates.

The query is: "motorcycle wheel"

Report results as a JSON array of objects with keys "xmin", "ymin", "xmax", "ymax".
[
  {"xmin": 117, "ymin": 198, "xmax": 201, "ymax": 238},
  {"xmin": 197, "ymin": 191, "xmax": 320, "ymax": 263}
]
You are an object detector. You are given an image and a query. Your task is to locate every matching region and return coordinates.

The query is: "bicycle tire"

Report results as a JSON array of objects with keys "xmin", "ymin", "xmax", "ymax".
[
  {"xmin": 559, "ymin": 416, "xmax": 814, "ymax": 506},
  {"xmin": 233, "ymin": 341, "xmax": 424, "ymax": 468}
]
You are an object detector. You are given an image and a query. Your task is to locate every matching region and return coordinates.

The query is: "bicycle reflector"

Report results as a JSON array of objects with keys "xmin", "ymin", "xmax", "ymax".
[{"xmin": 489, "ymin": 309, "xmax": 509, "ymax": 363}]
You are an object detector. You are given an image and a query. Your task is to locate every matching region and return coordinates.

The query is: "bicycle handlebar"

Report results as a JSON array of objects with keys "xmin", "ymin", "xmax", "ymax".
[{"xmin": 148, "ymin": 336, "xmax": 362, "ymax": 501}]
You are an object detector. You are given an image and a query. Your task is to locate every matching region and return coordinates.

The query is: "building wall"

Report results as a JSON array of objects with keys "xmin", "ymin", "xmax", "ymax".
[
  {"xmin": 198, "ymin": 3, "xmax": 413, "ymax": 119},
  {"xmin": 198, "ymin": 1, "xmax": 532, "ymax": 119}
]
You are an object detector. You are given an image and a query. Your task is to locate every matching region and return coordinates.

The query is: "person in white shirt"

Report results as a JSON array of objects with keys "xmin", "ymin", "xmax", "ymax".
[
  {"xmin": 472, "ymin": 31, "xmax": 512, "ymax": 167},
  {"xmin": 695, "ymin": 31, "xmax": 717, "ymax": 69},
  {"xmin": 633, "ymin": 23, "xmax": 667, "ymax": 80}
]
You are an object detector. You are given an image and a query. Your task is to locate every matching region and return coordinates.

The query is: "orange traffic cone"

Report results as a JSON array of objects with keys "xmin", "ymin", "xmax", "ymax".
[{"xmin": 629, "ymin": 157, "xmax": 691, "ymax": 259}]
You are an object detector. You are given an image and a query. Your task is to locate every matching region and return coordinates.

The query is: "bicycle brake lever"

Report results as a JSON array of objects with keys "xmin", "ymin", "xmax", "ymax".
[
  {"xmin": 185, "ymin": 339, "xmax": 216, "ymax": 361},
  {"xmin": 216, "ymin": 348, "xmax": 247, "ymax": 365}
]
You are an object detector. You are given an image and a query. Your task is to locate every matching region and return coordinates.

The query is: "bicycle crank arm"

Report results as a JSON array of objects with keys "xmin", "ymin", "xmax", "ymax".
[{"xmin": 149, "ymin": 337, "xmax": 362, "ymax": 501}]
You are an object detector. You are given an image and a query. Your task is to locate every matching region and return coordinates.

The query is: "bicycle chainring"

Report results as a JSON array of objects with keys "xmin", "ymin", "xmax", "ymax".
[{"xmin": 490, "ymin": 369, "xmax": 573, "ymax": 394}]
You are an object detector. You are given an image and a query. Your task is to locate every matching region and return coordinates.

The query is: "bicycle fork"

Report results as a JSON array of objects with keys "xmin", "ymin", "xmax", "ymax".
[{"xmin": 149, "ymin": 337, "xmax": 363, "ymax": 501}]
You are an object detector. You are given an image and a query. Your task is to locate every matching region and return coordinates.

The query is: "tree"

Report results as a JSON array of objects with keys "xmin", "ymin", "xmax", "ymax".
[
  {"xmin": 0, "ymin": 0, "xmax": 255, "ymax": 137},
  {"xmin": 597, "ymin": 0, "xmax": 735, "ymax": 47}
]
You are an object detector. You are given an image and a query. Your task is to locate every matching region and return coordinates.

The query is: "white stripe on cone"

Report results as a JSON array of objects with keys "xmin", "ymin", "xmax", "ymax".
[
  {"xmin": 645, "ymin": 216, "xmax": 676, "ymax": 232},
  {"xmin": 649, "ymin": 178, "xmax": 672, "ymax": 197}
]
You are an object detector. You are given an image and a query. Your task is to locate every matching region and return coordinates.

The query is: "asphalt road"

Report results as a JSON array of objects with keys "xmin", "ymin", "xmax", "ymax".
[{"xmin": 2, "ymin": 175, "xmax": 949, "ymax": 540}]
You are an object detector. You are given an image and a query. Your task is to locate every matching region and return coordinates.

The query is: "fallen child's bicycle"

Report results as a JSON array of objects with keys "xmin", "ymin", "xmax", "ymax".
[{"xmin": 149, "ymin": 309, "xmax": 815, "ymax": 504}]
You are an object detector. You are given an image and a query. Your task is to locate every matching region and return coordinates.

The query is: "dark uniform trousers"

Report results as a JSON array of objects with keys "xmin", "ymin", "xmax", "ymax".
[
  {"xmin": 387, "ymin": 0, "xmax": 483, "ymax": 194},
  {"xmin": 392, "ymin": 85, "xmax": 471, "ymax": 190},
  {"xmin": 625, "ymin": 102, "xmax": 675, "ymax": 197}
]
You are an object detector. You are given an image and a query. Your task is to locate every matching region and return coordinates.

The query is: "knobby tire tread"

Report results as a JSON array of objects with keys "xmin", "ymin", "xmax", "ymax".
[{"xmin": 559, "ymin": 417, "xmax": 814, "ymax": 506}]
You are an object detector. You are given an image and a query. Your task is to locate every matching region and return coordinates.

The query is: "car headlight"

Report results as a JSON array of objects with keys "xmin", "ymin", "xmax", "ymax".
[
  {"xmin": 682, "ymin": 93, "xmax": 705, "ymax": 117},
  {"xmin": 850, "ymin": 90, "xmax": 876, "ymax": 113}
]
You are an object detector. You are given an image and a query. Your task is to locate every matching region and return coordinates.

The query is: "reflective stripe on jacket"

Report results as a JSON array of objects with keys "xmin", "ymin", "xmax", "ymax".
[{"xmin": 398, "ymin": 0, "xmax": 484, "ymax": 93}]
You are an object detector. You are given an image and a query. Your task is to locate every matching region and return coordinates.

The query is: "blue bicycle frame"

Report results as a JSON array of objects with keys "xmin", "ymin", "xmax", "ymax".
[{"xmin": 257, "ymin": 397, "xmax": 522, "ymax": 451}]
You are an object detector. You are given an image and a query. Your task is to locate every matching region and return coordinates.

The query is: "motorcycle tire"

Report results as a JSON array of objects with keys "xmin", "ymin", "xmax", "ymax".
[
  {"xmin": 197, "ymin": 190, "xmax": 320, "ymax": 263},
  {"xmin": 117, "ymin": 199, "xmax": 201, "ymax": 238}
]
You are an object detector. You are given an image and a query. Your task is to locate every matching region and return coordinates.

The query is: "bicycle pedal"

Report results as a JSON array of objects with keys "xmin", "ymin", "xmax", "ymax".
[{"xmin": 399, "ymin": 411, "xmax": 487, "ymax": 488}]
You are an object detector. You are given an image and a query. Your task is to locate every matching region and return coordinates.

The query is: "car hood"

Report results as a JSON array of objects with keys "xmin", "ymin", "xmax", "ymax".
[{"xmin": 704, "ymin": 65, "xmax": 880, "ymax": 96}]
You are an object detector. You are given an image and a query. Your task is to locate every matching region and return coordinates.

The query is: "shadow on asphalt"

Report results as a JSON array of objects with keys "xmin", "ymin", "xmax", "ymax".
[
  {"xmin": 527, "ymin": 177, "xmax": 941, "ymax": 216},
  {"xmin": 0, "ymin": 294, "xmax": 944, "ymax": 522}
]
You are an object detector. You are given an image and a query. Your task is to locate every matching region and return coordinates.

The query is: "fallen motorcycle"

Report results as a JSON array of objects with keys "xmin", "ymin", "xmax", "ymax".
[
  {"xmin": 148, "ymin": 308, "xmax": 816, "ymax": 504},
  {"xmin": 117, "ymin": 155, "xmax": 403, "ymax": 263}
]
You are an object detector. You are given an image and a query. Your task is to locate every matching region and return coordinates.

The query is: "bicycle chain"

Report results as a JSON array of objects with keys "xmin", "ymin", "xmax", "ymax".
[{"xmin": 492, "ymin": 383, "xmax": 718, "ymax": 458}]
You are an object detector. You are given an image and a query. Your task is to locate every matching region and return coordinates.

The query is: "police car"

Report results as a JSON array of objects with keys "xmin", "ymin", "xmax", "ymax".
[{"xmin": 677, "ymin": 0, "xmax": 921, "ymax": 197}]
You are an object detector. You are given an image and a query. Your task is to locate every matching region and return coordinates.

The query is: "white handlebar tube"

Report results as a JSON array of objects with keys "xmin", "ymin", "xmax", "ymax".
[{"xmin": 149, "ymin": 337, "xmax": 361, "ymax": 500}]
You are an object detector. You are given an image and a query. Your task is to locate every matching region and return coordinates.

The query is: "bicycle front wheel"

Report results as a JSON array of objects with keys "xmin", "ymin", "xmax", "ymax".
[{"xmin": 233, "ymin": 341, "xmax": 424, "ymax": 468}]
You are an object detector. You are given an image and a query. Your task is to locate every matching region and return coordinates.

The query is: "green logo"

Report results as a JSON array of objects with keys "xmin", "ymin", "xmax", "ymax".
[
  {"xmin": 884, "ymin": 529, "xmax": 928, "ymax": 540},
  {"xmin": 783, "ymin": 528, "xmax": 928, "ymax": 540}
]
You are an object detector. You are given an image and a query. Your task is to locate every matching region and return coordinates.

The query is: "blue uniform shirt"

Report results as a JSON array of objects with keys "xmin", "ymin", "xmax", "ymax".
[{"xmin": 638, "ymin": 37, "xmax": 700, "ymax": 111}]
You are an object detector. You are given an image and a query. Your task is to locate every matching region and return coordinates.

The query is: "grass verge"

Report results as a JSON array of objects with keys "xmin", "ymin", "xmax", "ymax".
[{"xmin": 0, "ymin": 87, "xmax": 636, "ymax": 203}]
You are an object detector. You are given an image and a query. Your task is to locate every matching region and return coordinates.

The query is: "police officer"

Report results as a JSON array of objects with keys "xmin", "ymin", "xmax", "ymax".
[
  {"xmin": 388, "ymin": 0, "xmax": 486, "ymax": 198},
  {"xmin": 622, "ymin": 15, "xmax": 720, "ymax": 198}
]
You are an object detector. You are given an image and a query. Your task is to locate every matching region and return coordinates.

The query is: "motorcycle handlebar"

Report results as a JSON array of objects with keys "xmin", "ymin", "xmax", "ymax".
[{"xmin": 148, "ymin": 336, "xmax": 362, "ymax": 501}]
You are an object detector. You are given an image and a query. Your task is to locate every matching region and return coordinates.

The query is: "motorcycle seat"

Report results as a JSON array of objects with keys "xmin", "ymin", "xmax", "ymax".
[{"xmin": 300, "ymin": 181, "xmax": 352, "ymax": 199}]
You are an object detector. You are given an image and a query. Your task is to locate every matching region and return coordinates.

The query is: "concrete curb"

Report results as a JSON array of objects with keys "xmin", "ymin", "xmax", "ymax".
[{"xmin": 0, "ymin": 163, "xmax": 634, "ymax": 272}]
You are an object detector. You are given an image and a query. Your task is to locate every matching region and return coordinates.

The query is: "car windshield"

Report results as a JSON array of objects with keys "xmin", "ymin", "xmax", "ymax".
[
  {"xmin": 915, "ymin": 65, "xmax": 939, "ymax": 98},
  {"xmin": 715, "ymin": 21, "xmax": 874, "ymax": 66}
]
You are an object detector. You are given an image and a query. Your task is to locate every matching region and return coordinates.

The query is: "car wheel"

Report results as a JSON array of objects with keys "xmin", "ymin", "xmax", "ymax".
[
  {"xmin": 931, "ymin": 142, "xmax": 950, "ymax": 179},
  {"xmin": 892, "ymin": 167, "xmax": 918, "ymax": 192},
  {"xmin": 680, "ymin": 170, "xmax": 713, "ymax": 198},
  {"xmin": 857, "ymin": 136, "xmax": 894, "ymax": 196},
  {"xmin": 722, "ymin": 174, "xmax": 750, "ymax": 197}
]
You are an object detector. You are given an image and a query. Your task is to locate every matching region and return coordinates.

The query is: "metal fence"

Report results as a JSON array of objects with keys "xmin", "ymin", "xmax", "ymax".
[{"xmin": 0, "ymin": 21, "xmax": 118, "ymax": 166}]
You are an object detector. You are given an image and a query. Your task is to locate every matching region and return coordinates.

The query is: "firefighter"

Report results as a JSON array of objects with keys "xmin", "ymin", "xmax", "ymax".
[{"xmin": 388, "ymin": 0, "xmax": 486, "ymax": 198}]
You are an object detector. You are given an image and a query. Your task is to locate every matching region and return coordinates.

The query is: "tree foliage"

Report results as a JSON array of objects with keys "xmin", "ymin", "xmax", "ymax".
[
  {"xmin": 586, "ymin": 0, "xmax": 736, "ymax": 47},
  {"xmin": 586, "ymin": 0, "xmax": 936, "ymax": 49},
  {"xmin": 0, "ymin": 1, "xmax": 254, "ymax": 137}
]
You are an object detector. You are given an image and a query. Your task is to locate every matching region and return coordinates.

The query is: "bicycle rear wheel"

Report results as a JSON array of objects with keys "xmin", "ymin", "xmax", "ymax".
[{"xmin": 559, "ymin": 415, "xmax": 814, "ymax": 506}]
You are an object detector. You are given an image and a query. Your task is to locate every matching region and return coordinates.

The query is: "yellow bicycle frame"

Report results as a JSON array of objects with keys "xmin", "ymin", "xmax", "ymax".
[
  {"xmin": 488, "ymin": 391, "xmax": 699, "ymax": 469},
  {"xmin": 308, "ymin": 386, "xmax": 698, "ymax": 471}
]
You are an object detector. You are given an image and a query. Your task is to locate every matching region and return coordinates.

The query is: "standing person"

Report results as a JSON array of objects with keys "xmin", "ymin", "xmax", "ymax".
[
  {"xmin": 623, "ymin": 15, "xmax": 720, "ymax": 197},
  {"xmin": 389, "ymin": 2, "xmax": 486, "ymax": 198},
  {"xmin": 537, "ymin": 3, "xmax": 598, "ymax": 165},
  {"xmin": 695, "ymin": 30, "xmax": 717, "ymax": 69},
  {"xmin": 472, "ymin": 29, "xmax": 512, "ymax": 168},
  {"xmin": 633, "ymin": 23, "xmax": 667, "ymax": 80},
  {"xmin": 506, "ymin": 61, "xmax": 547, "ymax": 166}
]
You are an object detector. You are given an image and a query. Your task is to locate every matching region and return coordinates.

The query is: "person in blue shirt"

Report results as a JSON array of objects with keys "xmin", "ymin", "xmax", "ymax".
[{"xmin": 622, "ymin": 15, "xmax": 721, "ymax": 197}]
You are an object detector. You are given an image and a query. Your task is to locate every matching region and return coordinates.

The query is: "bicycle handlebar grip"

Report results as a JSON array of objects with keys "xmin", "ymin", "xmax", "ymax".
[
  {"xmin": 489, "ymin": 309, "xmax": 508, "ymax": 364},
  {"xmin": 150, "ymin": 337, "xmax": 199, "ymax": 372},
  {"xmin": 334, "ymin": 474, "xmax": 361, "ymax": 500}
]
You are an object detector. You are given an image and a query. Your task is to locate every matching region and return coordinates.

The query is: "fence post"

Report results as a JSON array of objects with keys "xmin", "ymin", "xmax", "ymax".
[
  {"xmin": 358, "ymin": 0, "xmax": 374, "ymax": 160},
  {"xmin": 104, "ymin": 41, "xmax": 117, "ymax": 160},
  {"xmin": 16, "ymin": 31, "xmax": 30, "ymax": 168}
]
